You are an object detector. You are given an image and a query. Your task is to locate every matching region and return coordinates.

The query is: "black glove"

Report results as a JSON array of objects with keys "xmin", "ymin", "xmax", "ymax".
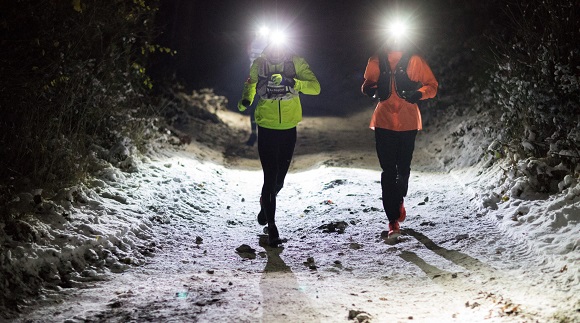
[
  {"xmin": 238, "ymin": 99, "xmax": 251, "ymax": 111},
  {"xmin": 280, "ymin": 77, "xmax": 295, "ymax": 87},
  {"xmin": 363, "ymin": 86, "xmax": 376, "ymax": 98},
  {"xmin": 401, "ymin": 90, "xmax": 422, "ymax": 104}
]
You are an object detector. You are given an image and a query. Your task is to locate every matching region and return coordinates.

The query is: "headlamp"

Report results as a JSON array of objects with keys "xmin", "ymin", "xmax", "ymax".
[
  {"xmin": 255, "ymin": 24, "xmax": 288, "ymax": 46},
  {"xmin": 388, "ymin": 20, "xmax": 408, "ymax": 40},
  {"xmin": 270, "ymin": 29, "xmax": 288, "ymax": 46},
  {"xmin": 258, "ymin": 25, "xmax": 270, "ymax": 38},
  {"xmin": 381, "ymin": 14, "xmax": 418, "ymax": 50}
]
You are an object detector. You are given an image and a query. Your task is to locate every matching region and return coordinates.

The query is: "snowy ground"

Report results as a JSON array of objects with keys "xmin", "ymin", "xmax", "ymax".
[{"xmin": 2, "ymin": 100, "xmax": 578, "ymax": 322}]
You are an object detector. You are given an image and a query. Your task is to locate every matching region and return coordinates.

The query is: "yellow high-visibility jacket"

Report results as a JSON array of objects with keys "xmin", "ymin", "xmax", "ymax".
[{"xmin": 240, "ymin": 55, "xmax": 320, "ymax": 130}]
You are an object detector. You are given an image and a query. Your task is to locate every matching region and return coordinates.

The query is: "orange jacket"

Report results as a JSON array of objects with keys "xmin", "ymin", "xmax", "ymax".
[{"xmin": 361, "ymin": 51, "xmax": 438, "ymax": 131}]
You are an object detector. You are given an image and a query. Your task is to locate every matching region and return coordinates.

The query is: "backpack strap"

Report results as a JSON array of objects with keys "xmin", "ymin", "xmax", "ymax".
[
  {"xmin": 283, "ymin": 58, "xmax": 296, "ymax": 79},
  {"xmin": 396, "ymin": 52, "xmax": 413, "ymax": 74},
  {"xmin": 394, "ymin": 52, "xmax": 422, "ymax": 97},
  {"xmin": 376, "ymin": 51, "xmax": 392, "ymax": 101}
]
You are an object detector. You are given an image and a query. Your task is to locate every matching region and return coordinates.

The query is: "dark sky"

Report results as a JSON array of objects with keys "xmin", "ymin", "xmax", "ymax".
[{"xmin": 151, "ymin": 0, "xmax": 491, "ymax": 114}]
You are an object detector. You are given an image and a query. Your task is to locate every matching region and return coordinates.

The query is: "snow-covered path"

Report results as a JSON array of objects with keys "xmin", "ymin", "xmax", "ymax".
[
  {"xmin": 14, "ymin": 147, "xmax": 576, "ymax": 322},
  {"xmin": 4, "ymin": 107, "xmax": 576, "ymax": 322}
]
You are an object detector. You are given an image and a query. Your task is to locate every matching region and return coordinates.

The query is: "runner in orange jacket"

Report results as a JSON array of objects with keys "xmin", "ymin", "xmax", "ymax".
[{"xmin": 361, "ymin": 31, "xmax": 438, "ymax": 239}]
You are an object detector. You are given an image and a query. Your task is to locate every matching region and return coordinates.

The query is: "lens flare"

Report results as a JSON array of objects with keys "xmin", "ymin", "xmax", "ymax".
[
  {"xmin": 270, "ymin": 29, "xmax": 287, "ymax": 46},
  {"xmin": 388, "ymin": 20, "xmax": 408, "ymax": 39},
  {"xmin": 258, "ymin": 25, "xmax": 270, "ymax": 37}
]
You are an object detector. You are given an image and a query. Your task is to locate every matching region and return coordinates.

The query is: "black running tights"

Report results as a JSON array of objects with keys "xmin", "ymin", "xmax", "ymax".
[
  {"xmin": 258, "ymin": 126, "xmax": 297, "ymax": 224},
  {"xmin": 375, "ymin": 128, "xmax": 417, "ymax": 223}
]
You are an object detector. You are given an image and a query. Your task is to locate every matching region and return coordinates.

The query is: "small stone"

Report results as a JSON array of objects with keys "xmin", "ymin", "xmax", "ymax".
[
  {"xmin": 348, "ymin": 310, "xmax": 371, "ymax": 321},
  {"xmin": 195, "ymin": 236, "xmax": 203, "ymax": 244},
  {"xmin": 235, "ymin": 244, "xmax": 256, "ymax": 253},
  {"xmin": 356, "ymin": 313, "xmax": 371, "ymax": 322},
  {"xmin": 349, "ymin": 243, "xmax": 362, "ymax": 250},
  {"xmin": 235, "ymin": 244, "xmax": 256, "ymax": 259},
  {"xmin": 348, "ymin": 310, "xmax": 361, "ymax": 319},
  {"xmin": 318, "ymin": 221, "xmax": 348, "ymax": 234},
  {"xmin": 303, "ymin": 257, "xmax": 317, "ymax": 269},
  {"xmin": 207, "ymin": 270, "xmax": 214, "ymax": 274}
]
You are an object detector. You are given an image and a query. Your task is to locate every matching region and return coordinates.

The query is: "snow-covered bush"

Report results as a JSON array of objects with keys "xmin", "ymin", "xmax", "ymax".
[
  {"xmin": 0, "ymin": 0, "xmax": 167, "ymax": 190},
  {"xmin": 157, "ymin": 87, "xmax": 226, "ymax": 125},
  {"xmin": 0, "ymin": 1, "xmax": 174, "ymax": 313},
  {"xmin": 484, "ymin": 0, "xmax": 579, "ymax": 173}
]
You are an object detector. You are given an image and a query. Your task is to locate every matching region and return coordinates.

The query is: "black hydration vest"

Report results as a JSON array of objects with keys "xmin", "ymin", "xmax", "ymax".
[
  {"xmin": 376, "ymin": 52, "xmax": 422, "ymax": 101},
  {"xmin": 256, "ymin": 57, "xmax": 297, "ymax": 100}
]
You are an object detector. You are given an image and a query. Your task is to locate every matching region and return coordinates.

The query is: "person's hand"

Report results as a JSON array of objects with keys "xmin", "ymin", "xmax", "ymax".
[
  {"xmin": 363, "ymin": 86, "xmax": 376, "ymax": 98},
  {"xmin": 238, "ymin": 99, "xmax": 250, "ymax": 112},
  {"xmin": 271, "ymin": 74, "xmax": 295, "ymax": 87},
  {"xmin": 401, "ymin": 90, "xmax": 422, "ymax": 104}
]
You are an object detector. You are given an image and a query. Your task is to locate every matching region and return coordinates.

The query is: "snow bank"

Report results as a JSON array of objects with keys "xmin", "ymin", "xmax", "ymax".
[
  {"xmin": 1, "ymin": 136, "xmax": 173, "ymax": 317},
  {"xmin": 1, "ymin": 164, "xmax": 155, "ymax": 311},
  {"xmin": 421, "ymin": 101, "xmax": 579, "ymax": 294},
  {"xmin": 459, "ymin": 160, "xmax": 579, "ymax": 287}
]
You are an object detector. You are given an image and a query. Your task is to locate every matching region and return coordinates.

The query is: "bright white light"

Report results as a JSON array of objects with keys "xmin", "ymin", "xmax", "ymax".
[
  {"xmin": 270, "ymin": 29, "xmax": 287, "ymax": 46},
  {"xmin": 388, "ymin": 20, "xmax": 408, "ymax": 39},
  {"xmin": 258, "ymin": 26, "xmax": 270, "ymax": 37}
]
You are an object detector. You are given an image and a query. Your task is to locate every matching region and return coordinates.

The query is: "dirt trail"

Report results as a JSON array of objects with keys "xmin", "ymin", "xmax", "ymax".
[{"xmin": 14, "ymin": 110, "xmax": 575, "ymax": 322}]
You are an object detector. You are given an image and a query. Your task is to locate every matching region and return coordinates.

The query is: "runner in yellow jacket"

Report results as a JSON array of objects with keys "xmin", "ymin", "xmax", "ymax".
[
  {"xmin": 239, "ymin": 48, "xmax": 321, "ymax": 130},
  {"xmin": 238, "ymin": 43, "xmax": 320, "ymax": 246}
]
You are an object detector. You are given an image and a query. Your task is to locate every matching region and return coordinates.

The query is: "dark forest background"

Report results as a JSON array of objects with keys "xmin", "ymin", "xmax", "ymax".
[
  {"xmin": 148, "ymin": 0, "xmax": 499, "ymax": 115},
  {"xmin": 0, "ymin": 0, "xmax": 578, "ymax": 202}
]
